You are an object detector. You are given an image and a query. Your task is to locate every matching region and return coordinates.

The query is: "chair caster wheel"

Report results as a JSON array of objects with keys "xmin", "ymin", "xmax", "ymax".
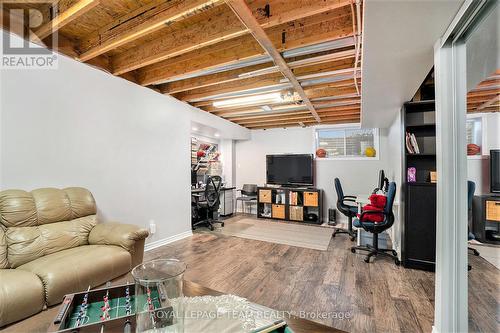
[
  {"xmin": 332, "ymin": 233, "xmax": 336, "ymax": 238},
  {"xmin": 392, "ymin": 250, "xmax": 398, "ymax": 256},
  {"xmin": 395, "ymin": 259, "xmax": 401, "ymax": 266},
  {"xmin": 209, "ymin": 225, "xmax": 215, "ymax": 231},
  {"xmin": 221, "ymin": 222, "xmax": 225, "ymax": 227},
  {"xmin": 350, "ymin": 248, "xmax": 356, "ymax": 253},
  {"xmin": 468, "ymin": 265, "xmax": 472, "ymax": 271},
  {"xmin": 350, "ymin": 236, "xmax": 356, "ymax": 242},
  {"xmin": 364, "ymin": 257, "xmax": 370, "ymax": 263}
]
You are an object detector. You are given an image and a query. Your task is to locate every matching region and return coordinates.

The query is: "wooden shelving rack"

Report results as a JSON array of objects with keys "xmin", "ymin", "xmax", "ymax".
[{"xmin": 257, "ymin": 186, "xmax": 323, "ymax": 224}]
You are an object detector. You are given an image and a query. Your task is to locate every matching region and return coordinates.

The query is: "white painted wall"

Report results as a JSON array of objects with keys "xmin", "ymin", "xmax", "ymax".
[
  {"xmin": 0, "ymin": 31, "xmax": 249, "ymax": 245},
  {"xmin": 386, "ymin": 112, "xmax": 403, "ymax": 254},
  {"xmin": 234, "ymin": 126, "xmax": 392, "ymax": 224},
  {"xmin": 361, "ymin": 0, "xmax": 463, "ymax": 127}
]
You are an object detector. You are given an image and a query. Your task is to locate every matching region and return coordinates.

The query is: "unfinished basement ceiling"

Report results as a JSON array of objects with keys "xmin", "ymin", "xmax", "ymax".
[{"xmin": 1, "ymin": 0, "xmax": 364, "ymax": 130}]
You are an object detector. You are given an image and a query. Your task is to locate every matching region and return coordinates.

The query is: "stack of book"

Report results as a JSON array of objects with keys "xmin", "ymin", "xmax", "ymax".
[{"xmin": 405, "ymin": 132, "xmax": 420, "ymax": 154}]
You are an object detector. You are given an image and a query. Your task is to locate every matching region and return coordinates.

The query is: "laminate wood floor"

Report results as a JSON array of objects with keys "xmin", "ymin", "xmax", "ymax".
[{"xmin": 145, "ymin": 214, "xmax": 499, "ymax": 333}]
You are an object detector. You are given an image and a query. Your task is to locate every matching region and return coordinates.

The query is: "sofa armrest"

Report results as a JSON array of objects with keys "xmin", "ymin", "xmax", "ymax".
[{"xmin": 89, "ymin": 223, "xmax": 149, "ymax": 254}]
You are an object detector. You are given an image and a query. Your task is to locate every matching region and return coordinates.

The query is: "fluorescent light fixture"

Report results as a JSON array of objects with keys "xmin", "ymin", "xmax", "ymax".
[
  {"xmin": 261, "ymin": 105, "xmax": 272, "ymax": 111},
  {"xmin": 213, "ymin": 93, "xmax": 283, "ymax": 108}
]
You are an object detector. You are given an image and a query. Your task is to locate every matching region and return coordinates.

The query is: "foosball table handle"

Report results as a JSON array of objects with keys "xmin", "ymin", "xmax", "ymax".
[
  {"xmin": 123, "ymin": 320, "xmax": 131, "ymax": 333},
  {"xmin": 54, "ymin": 297, "xmax": 72, "ymax": 324}
]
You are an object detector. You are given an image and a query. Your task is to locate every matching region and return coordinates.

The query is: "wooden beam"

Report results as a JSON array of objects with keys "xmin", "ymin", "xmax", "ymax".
[
  {"xmin": 34, "ymin": 0, "xmax": 99, "ymax": 40},
  {"xmin": 177, "ymin": 76, "xmax": 355, "ymax": 103},
  {"xmin": 159, "ymin": 58, "xmax": 354, "ymax": 95},
  {"xmin": 226, "ymin": 108, "xmax": 360, "ymax": 122},
  {"xmin": 242, "ymin": 115, "xmax": 360, "ymax": 128},
  {"xmin": 78, "ymin": 0, "xmax": 225, "ymax": 62},
  {"xmin": 192, "ymin": 86, "xmax": 358, "ymax": 109},
  {"xmin": 111, "ymin": 0, "xmax": 351, "ymax": 75},
  {"xmin": 174, "ymin": 73, "xmax": 284, "ymax": 101},
  {"xmin": 225, "ymin": 0, "xmax": 321, "ymax": 122},
  {"xmin": 159, "ymin": 62, "xmax": 273, "ymax": 94},
  {"xmin": 246, "ymin": 117, "xmax": 358, "ymax": 129},
  {"xmin": 475, "ymin": 94, "xmax": 500, "ymax": 111},
  {"xmin": 202, "ymin": 94, "xmax": 359, "ymax": 114},
  {"xmin": 137, "ymin": 9, "xmax": 354, "ymax": 86}
]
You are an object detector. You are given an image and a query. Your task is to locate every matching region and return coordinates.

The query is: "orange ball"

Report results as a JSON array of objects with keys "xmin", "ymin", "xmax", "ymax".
[{"xmin": 316, "ymin": 148, "xmax": 327, "ymax": 158}]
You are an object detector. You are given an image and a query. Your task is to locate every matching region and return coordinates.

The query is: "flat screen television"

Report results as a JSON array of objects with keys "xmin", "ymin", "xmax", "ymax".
[
  {"xmin": 491, "ymin": 149, "xmax": 500, "ymax": 193},
  {"xmin": 266, "ymin": 154, "xmax": 314, "ymax": 186}
]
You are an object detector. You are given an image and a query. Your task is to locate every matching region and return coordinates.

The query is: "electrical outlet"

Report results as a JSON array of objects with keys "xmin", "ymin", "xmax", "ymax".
[{"xmin": 149, "ymin": 220, "xmax": 156, "ymax": 235}]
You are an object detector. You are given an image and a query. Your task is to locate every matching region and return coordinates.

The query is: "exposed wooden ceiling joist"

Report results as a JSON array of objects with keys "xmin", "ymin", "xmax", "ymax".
[
  {"xmin": 111, "ymin": 0, "xmax": 352, "ymax": 75},
  {"xmin": 78, "ymin": 0, "xmax": 225, "ymax": 62},
  {"xmin": 227, "ymin": 107, "xmax": 360, "ymax": 122},
  {"xmin": 137, "ymin": 8, "xmax": 354, "ymax": 86},
  {"xmin": 34, "ymin": 0, "xmax": 99, "ymax": 40},
  {"xmin": 176, "ymin": 74, "xmax": 356, "ymax": 103},
  {"xmin": 466, "ymin": 70, "xmax": 499, "ymax": 114},
  {"xmin": 0, "ymin": 0, "xmax": 365, "ymax": 130},
  {"xmin": 192, "ymin": 85, "xmax": 358, "ymax": 109},
  {"xmin": 203, "ymin": 95, "xmax": 360, "ymax": 114},
  {"xmin": 159, "ymin": 56, "xmax": 354, "ymax": 95},
  {"xmin": 243, "ymin": 115, "xmax": 361, "ymax": 129},
  {"xmin": 223, "ymin": 0, "xmax": 323, "ymax": 122}
]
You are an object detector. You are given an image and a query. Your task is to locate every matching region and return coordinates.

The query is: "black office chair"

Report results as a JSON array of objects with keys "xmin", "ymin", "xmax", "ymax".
[
  {"xmin": 351, "ymin": 182, "xmax": 400, "ymax": 265},
  {"xmin": 468, "ymin": 181, "xmax": 480, "ymax": 270},
  {"xmin": 235, "ymin": 184, "xmax": 258, "ymax": 214},
  {"xmin": 332, "ymin": 178, "xmax": 358, "ymax": 241},
  {"xmin": 192, "ymin": 176, "xmax": 223, "ymax": 231}
]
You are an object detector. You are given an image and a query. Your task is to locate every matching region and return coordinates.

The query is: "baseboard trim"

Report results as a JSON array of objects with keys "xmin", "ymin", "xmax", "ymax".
[{"xmin": 144, "ymin": 230, "xmax": 193, "ymax": 251}]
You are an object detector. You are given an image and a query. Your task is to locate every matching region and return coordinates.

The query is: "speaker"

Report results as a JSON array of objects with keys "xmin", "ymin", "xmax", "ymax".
[{"xmin": 328, "ymin": 209, "xmax": 337, "ymax": 225}]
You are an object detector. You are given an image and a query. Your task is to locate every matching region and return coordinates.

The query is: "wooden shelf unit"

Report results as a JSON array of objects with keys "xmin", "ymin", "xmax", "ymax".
[
  {"xmin": 401, "ymin": 100, "xmax": 438, "ymax": 271},
  {"xmin": 257, "ymin": 186, "xmax": 323, "ymax": 224}
]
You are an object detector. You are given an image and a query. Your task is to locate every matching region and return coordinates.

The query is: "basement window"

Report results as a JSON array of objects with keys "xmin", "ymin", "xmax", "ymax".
[
  {"xmin": 315, "ymin": 127, "xmax": 379, "ymax": 159},
  {"xmin": 466, "ymin": 116, "xmax": 483, "ymax": 156}
]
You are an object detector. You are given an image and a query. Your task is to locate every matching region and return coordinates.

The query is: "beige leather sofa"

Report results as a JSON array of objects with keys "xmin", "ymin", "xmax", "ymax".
[{"xmin": 0, "ymin": 187, "xmax": 149, "ymax": 327}]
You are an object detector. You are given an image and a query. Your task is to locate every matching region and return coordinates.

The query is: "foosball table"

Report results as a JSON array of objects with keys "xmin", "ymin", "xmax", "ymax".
[
  {"xmin": 48, "ymin": 283, "xmax": 173, "ymax": 333},
  {"xmin": 48, "ymin": 282, "xmax": 298, "ymax": 333}
]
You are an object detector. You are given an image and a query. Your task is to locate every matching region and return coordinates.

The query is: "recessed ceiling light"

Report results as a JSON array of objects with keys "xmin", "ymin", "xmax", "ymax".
[
  {"xmin": 214, "ymin": 133, "xmax": 220, "ymax": 137},
  {"xmin": 192, "ymin": 127, "xmax": 198, "ymax": 131}
]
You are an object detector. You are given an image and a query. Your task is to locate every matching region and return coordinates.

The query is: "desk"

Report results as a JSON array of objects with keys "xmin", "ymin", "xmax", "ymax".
[
  {"xmin": 354, "ymin": 194, "xmax": 399, "ymax": 246},
  {"xmin": 191, "ymin": 186, "xmax": 236, "ymax": 194}
]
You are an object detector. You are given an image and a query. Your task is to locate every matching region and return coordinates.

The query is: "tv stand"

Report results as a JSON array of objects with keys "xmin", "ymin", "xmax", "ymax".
[{"xmin": 257, "ymin": 186, "xmax": 323, "ymax": 224}]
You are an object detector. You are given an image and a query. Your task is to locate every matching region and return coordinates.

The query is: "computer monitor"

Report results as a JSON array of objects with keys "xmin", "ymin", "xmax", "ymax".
[{"xmin": 377, "ymin": 170, "xmax": 389, "ymax": 193}]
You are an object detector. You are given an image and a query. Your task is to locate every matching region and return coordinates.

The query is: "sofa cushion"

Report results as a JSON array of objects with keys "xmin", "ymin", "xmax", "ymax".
[
  {"xmin": 0, "ymin": 188, "xmax": 97, "ymax": 228},
  {"xmin": 0, "ymin": 269, "xmax": 45, "ymax": 327},
  {"xmin": 17, "ymin": 245, "xmax": 131, "ymax": 306},
  {"xmin": 6, "ymin": 215, "xmax": 97, "ymax": 268},
  {"xmin": 32, "ymin": 188, "xmax": 73, "ymax": 225},
  {"xmin": 63, "ymin": 187, "xmax": 97, "ymax": 219},
  {"xmin": 0, "ymin": 228, "xmax": 8, "ymax": 268},
  {"xmin": 0, "ymin": 189, "xmax": 38, "ymax": 227}
]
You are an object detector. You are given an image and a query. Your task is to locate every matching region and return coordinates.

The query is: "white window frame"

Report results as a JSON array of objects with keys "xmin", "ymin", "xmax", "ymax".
[
  {"xmin": 466, "ymin": 113, "xmax": 488, "ymax": 159},
  {"xmin": 313, "ymin": 124, "xmax": 380, "ymax": 161}
]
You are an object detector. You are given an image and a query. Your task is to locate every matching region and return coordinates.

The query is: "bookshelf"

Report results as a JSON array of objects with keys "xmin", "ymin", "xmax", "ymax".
[
  {"xmin": 257, "ymin": 186, "xmax": 323, "ymax": 224},
  {"xmin": 401, "ymin": 99, "xmax": 437, "ymax": 271}
]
